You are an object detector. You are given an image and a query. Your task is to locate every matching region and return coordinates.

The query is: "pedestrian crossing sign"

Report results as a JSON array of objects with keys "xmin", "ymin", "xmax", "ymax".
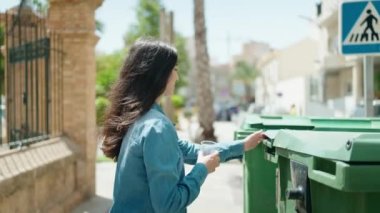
[{"xmin": 341, "ymin": 0, "xmax": 380, "ymax": 55}]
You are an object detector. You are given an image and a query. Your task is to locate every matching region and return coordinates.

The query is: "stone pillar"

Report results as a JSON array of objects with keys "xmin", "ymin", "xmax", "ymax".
[{"xmin": 47, "ymin": 0, "xmax": 103, "ymax": 198}]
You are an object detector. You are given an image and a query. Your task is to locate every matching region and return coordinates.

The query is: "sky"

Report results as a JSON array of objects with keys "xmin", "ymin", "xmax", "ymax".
[{"xmin": 1, "ymin": 0, "xmax": 319, "ymax": 64}]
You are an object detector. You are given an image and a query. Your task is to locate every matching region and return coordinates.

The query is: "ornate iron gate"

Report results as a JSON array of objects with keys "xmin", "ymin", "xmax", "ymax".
[{"xmin": 3, "ymin": 6, "xmax": 63, "ymax": 148}]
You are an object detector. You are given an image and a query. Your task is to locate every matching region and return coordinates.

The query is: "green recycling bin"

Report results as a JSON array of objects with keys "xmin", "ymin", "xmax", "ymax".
[
  {"xmin": 236, "ymin": 115, "xmax": 314, "ymax": 213},
  {"xmin": 270, "ymin": 130, "xmax": 380, "ymax": 213},
  {"xmin": 236, "ymin": 115, "xmax": 380, "ymax": 213}
]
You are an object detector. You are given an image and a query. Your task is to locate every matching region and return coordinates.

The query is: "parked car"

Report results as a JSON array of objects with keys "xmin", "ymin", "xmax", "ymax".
[{"xmin": 214, "ymin": 103, "xmax": 239, "ymax": 121}]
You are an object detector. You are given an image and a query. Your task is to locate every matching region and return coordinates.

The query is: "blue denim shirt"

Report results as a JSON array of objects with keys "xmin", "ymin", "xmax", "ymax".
[{"xmin": 110, "ymin": 103, "xmax": 244, "ymax": 213}]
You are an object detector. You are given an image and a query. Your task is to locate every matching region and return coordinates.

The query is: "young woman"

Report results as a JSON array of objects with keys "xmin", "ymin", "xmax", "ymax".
[{"xmin": 101, "ymin": 39, "xmax": 264, "ymax": 213}]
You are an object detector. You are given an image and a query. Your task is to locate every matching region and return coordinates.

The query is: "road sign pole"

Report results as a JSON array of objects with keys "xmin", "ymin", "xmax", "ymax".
[{"xmin": 363, "ymin": 55, "xmax": 374, "ymax": 117}]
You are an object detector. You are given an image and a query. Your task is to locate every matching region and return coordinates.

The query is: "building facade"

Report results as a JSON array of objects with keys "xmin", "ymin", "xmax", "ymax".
[
  {"xmin": 256, "ymin": 38, "xmax": 320, "ymax": 116},
  {"xmin": 316, "ymin": 0, "xmax": 380, "ymax": 116}
]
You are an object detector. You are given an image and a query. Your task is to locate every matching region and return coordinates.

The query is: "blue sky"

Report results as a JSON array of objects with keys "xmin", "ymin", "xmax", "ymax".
[{"xmin": 2, "ymin": 0, "xmax": 318, "ymax": 64}]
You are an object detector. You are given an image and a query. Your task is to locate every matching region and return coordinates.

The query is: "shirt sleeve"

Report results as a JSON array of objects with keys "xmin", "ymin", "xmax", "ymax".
[
  {"xmin": 178, "ymin": 139, "xmax": 245, "ymax": 163},
  {"xmin": 178, "ymin": 139, "xmax": 200, "ymax": 165},
  {"xmin": 213, "ymin": 140, "xmax": 245, "ymax": 162},
  {"xmin": 143, "ymin": 120, "xmax": 208, "ymax": 213}
]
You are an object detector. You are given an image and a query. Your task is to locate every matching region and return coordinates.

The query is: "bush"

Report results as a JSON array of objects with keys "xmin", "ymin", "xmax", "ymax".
[
  {"xmin": 96, "ymin": 97, "xmax": 110, "ymax": 125},
  {"xmin": 96, "ymin": 84, "xmax": 106, "ymax": 98},
  {"xmin": 171, "ymin": 95, "xmax": 185, "ymax": 109}
]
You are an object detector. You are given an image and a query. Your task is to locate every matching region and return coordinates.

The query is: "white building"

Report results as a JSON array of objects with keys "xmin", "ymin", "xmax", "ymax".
[
  {"xmin": 255, "ymin": 50, "xmax": 279, "ymax": 107},
  {"xmin": 256, "ymin": 38, "xmax": 320, "ymax": 116},
  {"xmin": 316, "ymin": 0, "xmax": 380, "ymax": 117}
]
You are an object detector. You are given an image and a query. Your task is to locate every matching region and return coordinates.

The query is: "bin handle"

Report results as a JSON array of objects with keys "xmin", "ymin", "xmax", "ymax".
[
  {"xmin": 309, "ymin": 158, "xmax": 337, "ymax": 187},
  {"xmin": 310, "ymin": 170, "xmax": 336, "ymax": 183},
  {"xmin": 262, "ymin": 139, "xmax": 273, "ymax": 148}
]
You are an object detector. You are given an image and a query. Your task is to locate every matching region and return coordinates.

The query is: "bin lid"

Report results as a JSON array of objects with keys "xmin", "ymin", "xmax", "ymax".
[
  {"xmin": 310, "ymin": 118, "xmax": 380, "ymax": 132},
  {"xmin": 244, "ymin": 115, "xmax": 314, "ymax": 129},
  {"xmin": 248, "ymin": 119, "xmax": 315, "ymax": 130},
  {"xmin": 243, "ymin": 114, "xmax": 380, "ymax": 131},
  {"xmin": 263, "ymin": 130, "xmax": 279, "ymax": 140},
  {"xmin": 244, "ymin": 114, "xmax": 307, "ymax": 123},
  {"xmin": 273, "ymin": 130, "xmax": 380, "ymax": 162}
]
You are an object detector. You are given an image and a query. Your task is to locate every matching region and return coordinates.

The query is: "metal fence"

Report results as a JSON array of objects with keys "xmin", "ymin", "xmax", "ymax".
[{"xmin": 2, "ymin": 7, "xmax": 63, "ymax": 149}]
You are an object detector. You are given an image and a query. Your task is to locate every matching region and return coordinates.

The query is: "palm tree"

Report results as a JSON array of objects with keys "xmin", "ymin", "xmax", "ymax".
[
  {"xmin": 193, "ymin": 0, "xmax": 216, "ymax": 141},
  {"xmin": 233, "ymin": 61, "xmax": 259, "ymax": 104}
]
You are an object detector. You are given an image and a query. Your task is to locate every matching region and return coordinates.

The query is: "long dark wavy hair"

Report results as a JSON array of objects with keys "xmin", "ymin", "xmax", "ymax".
[{"xmin": 101, "ymin": 39, "xmax": 178, "ymax": 161}]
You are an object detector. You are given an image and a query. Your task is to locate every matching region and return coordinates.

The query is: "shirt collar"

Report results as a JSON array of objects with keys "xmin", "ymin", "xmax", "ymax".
[
  {"xmin": 152, "ymin": 103, "xmax": 176, "ymax": 127},
  {"xmin": 152, "ymin": 103, "xmax": 165, "ymax": 114}
]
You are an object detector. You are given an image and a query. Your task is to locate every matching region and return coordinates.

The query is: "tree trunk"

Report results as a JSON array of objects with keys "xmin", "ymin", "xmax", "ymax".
[
  {"xmin": 193, "ymin": 0, "xmax": 216, "ymax": 142},
  {"xmin": 160, "ymin": 9, "xmax": 175, "ymax": 122}
]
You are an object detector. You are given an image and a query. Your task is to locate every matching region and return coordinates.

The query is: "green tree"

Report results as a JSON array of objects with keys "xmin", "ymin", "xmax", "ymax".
[
  {"xmin": 96, "ymin": 20, "xmax": 105, "ymax": 34},
  {"xmin": 124, "ymin": 0, "xmax": 161, "ymax": 47},
  {"xmin": 96, "ymin": 97, "xmax": 110, "ymax": 125},
  {"xmin": 95, "ymin": 51, "xmax": 125, "ymax": 124},
  {"xmin": 31, "ymin": 0, "xmax": 48, "ymax": 15},
  {"xmin": 96, "ymin": 51, "xmax": 124, "ymax": 97},
  {"xmin": 174, "ymin": 33, "xmax": 190, "ymax": 93},
  {"xmin": 233, "ymin": 61, "xmax": 259, "ymax": 103}
]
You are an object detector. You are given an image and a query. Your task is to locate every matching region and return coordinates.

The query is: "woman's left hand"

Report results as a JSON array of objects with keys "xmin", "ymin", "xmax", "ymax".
[{"xmin": 243, "ymin": 130, "xmax": 265, "ymax": 151}]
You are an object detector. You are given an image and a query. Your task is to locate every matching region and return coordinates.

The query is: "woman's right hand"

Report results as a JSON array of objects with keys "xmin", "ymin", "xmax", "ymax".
[{"xmin": 197, "ymin": 151, "xmax": 220, "ymax": 174}]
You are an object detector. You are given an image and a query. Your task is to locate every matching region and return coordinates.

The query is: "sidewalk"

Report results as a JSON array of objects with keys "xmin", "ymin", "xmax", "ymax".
[{"xmin": 73, "ymin": 120, "xmax": 243, "ymax": 213}]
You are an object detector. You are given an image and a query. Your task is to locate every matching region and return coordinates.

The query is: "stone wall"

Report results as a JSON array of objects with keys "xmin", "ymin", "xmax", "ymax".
[
  {"xmin": 0, "ymin": 138, "xmax": 78, "ymax": 212},
  {"xmin": 0, "ymin": 0, "xmax": 103, "ymax": 211}
]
